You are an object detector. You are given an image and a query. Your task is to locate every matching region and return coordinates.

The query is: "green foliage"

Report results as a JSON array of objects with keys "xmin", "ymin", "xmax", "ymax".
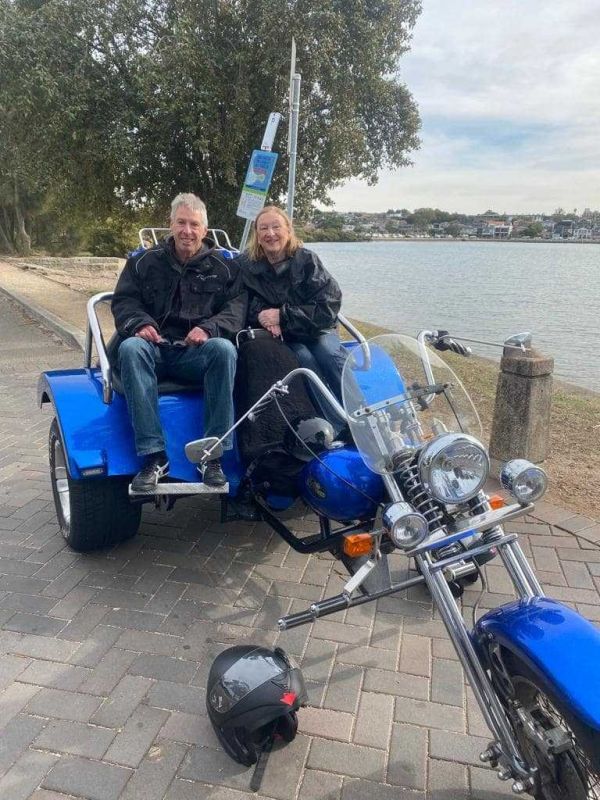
[
  {"xmin": 521, "ymin": 222, "xmax": 544, "ymax": 238},
  {"xmin": 0, "ymin": 0, "xmax": 421, "ymax": 252}
]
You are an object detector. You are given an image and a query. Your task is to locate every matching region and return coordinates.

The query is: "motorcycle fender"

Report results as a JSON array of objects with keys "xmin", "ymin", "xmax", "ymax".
[
  {"xmin": 38, "ymin": 368, "xmax": 243, "ymax": 490},
  {"xmin": 476, "ymin": 597, "xmax": 600, "ymax": 731}
]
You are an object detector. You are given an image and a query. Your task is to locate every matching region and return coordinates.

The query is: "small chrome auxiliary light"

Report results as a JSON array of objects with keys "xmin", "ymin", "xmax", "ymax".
[
  {"xmin": 382, "ymin": 502, "xmax": 429, "ymax": 550},
  {"xmin": 500, "ymin": 459, "xmax": 548, "ymax": 504}
]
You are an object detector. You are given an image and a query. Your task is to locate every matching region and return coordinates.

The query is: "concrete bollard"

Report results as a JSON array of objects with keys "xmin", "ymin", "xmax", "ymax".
[{"xmin": 489, "ymin": 336, "xmax": 554, "ymax": 465}]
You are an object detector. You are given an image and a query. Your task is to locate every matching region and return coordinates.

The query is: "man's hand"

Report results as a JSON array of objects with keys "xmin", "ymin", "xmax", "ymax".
[
  {"xmin": 258, "ymin": 308, "xmax": 280, "ymax": 329},
  {"xmin": 184, "ymin": 327, "xmax": 210, "ymax": 346},
  {"xmin": 135, "ymin": 325, "xmax": 162, "ymax": 343},
  {"xmin": 267, "ymin": 324, "xmax": 282, "ymax": 338}
]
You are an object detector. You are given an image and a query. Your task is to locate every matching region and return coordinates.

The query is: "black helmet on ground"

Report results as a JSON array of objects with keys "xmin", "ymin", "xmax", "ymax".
[
  {"xmin": 284, "ymin": 416, "xmax": 336, "ymax": 462},
  {"xmin": 206, "ymin": 644, "xmax": 307, "ymax": 767}
]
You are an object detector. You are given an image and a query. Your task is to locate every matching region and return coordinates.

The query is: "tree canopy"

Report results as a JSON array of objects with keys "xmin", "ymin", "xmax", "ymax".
[{"xmin": 0, "ymin": 0, "xmax": 421, "ymax": 253}]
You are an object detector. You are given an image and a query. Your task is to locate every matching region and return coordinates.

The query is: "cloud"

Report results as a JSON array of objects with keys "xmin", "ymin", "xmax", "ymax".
[{"xmin": 328, "ymin": 0, "xmax": 600, "ymax": 213}]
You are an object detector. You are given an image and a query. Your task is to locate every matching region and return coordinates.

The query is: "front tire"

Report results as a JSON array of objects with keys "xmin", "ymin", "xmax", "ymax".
[
  {"xmin": 503, "ymin": 655, "xmax": 600, "ymax": 799},
  {"xmin": 49, "ymin": 417, "xmax": 141, "ymax": 552}
]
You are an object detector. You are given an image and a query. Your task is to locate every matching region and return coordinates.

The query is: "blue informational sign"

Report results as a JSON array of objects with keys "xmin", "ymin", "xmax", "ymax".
[
  {"xmin": 243, "ymin": 150, "xmax": 278, "ymax": 191},
  {"xmin": 237, "ymin": 150, "xmax": 279, "ymax": 220}
]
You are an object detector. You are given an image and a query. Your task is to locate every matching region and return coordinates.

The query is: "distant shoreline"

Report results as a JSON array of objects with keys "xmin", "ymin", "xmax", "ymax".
[{"xmin": 306, "ymin": 236, "xmax": 600, "ymax": 245}]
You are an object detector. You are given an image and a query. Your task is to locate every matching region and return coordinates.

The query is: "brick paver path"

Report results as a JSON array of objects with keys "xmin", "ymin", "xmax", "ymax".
[{"xmin": 0, "ymin": 293, "xmax": 599, "ymax": 800}]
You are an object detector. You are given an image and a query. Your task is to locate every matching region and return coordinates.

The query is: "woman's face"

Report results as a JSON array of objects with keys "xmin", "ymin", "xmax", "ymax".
[{"xmin": 256, "ymin": 210, "xmax": 290, "ymax": 261}]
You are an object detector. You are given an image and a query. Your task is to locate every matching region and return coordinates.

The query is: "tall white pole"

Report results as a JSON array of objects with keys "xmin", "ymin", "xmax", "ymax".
[{"xmin": 286, "ymin": 73, "xmax": 301, "ymax": 221}]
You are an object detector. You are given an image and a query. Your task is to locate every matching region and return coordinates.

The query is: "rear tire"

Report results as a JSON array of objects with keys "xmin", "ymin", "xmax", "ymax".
[
  {"xmin": 49, "ymin": 417, "xmax": 141, "ymax": 552},
  {"xmin": 503, "ymin": 654, "xmax": 600, "ymax": 799}
]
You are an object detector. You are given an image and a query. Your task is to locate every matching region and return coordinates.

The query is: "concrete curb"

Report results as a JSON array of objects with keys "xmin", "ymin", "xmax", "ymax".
[{"xmin": 0, "ymin": 283, "xmax": 86, "ymax": 352}]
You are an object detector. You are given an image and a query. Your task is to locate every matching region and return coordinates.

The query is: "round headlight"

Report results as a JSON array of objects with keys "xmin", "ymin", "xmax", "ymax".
[
  {"xmin": 382, "ymin": 502, "xmax": 429, "ymax": 550},
  {"xmin": 500, "ymin": 459, "xmax": 548, "ymax": 504},
  {"xmin": 419, "ymin": 433, "xmax": 489, "ymax": 505}
]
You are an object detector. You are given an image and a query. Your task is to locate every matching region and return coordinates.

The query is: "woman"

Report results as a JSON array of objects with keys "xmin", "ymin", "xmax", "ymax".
[{"xmin": 237, "ymin": 205, "xmax": 348, "ymax": 404}]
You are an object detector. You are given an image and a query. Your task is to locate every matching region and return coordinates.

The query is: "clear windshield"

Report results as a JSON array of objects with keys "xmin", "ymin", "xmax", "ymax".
[{"xmin": 341, "ymin": 334, "xmax": 482, "ymax": 475}]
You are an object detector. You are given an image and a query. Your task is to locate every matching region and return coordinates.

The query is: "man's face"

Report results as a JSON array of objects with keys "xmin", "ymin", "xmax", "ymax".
[{"xmin": 170, "ymin": 205, "xmax": 208, "ymax": 261}]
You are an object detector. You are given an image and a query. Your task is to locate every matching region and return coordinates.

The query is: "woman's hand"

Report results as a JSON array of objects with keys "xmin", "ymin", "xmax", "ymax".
[{"xmin": 258, "ymin": 308, "xmax": 280, "ymax": 329}]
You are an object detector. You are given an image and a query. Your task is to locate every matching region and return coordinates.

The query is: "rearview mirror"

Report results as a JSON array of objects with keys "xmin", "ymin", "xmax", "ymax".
[{"xmin": 185, "ymin": 437, "xmax": 223, "ymax": 464}]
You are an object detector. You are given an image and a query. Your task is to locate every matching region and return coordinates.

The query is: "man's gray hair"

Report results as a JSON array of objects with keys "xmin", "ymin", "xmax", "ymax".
[{"xmin": 170, "ymin": 193, "xmax": 208, "ymax": 225}]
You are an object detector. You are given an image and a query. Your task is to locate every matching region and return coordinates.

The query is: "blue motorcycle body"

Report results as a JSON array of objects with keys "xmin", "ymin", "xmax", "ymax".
[{"xmin": 476, "ymin": 597, "xmax": 600, "ymax": 731}]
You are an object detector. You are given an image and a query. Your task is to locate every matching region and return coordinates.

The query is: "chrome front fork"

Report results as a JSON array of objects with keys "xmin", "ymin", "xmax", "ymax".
[{"xmin": 416, "ymin": 536, "xmax": 543, "ymax": 788}]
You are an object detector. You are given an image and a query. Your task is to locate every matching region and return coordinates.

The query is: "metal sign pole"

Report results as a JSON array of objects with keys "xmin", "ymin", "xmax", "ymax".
[
  {"xmin": 286, "ymin": 73, "xmax": 301, "ymax": 221},
  {"xmin": 238, "ymin": 112, "xmax": 281, "ymax": 252}
]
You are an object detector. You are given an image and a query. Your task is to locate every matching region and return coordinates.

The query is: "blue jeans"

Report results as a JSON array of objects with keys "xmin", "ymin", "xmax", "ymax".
[
  {"xmin": 118, "ymin": 337, "xmax": 237, "ymax": 456},
  {"xmin": 287, "ymin": 331, "xmax": 348, "ymax": 420}
]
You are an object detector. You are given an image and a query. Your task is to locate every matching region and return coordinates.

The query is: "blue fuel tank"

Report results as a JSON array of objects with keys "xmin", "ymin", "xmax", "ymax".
[{"xmin": 300, "ymin": 447, "xmax": 385, "ymax": 522}]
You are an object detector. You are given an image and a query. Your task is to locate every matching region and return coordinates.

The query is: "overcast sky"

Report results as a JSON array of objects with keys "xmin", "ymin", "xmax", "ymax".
[{"xmin": 328, "ymin": 0, "xmax": 600, "ymax": 214}]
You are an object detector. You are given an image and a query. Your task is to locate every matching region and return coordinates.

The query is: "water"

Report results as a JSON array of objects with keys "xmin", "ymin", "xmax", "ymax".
[{"xmin": 309, "ymin": 240, "xmax": 600, "ymax": 393}]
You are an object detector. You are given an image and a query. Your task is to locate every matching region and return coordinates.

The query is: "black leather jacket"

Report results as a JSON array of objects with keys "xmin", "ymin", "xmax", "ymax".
[
  {"xmin": 111, "ymin": 237, "xmax": 247, "ymax": 342},
  {"xmin": 236, "ymin": 247, "xmax": 342, "ymax": 342}
]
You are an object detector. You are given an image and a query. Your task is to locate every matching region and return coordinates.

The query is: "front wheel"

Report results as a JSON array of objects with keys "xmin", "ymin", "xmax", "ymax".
[
  {"xmin": 49, "ymin": 418, "xmax": 141, "ymax": 552},
  {"xmin": 504, "ymin": 655, "xmax": 600, "ymax": 799}
]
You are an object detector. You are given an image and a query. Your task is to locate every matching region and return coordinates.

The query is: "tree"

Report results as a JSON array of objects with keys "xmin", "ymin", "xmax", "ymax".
[
  {"xmin": 0, "ymin": 0, "xmax": 421, "ymax": 251},
  {"xmin": 521, "ymin": 222, "xmax": 543, "ymax": 238}
]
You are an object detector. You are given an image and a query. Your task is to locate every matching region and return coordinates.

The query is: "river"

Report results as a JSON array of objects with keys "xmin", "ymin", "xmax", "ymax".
[{"xmin": 309, "ymin": 240, "xmax": 600, "ymax": 393}]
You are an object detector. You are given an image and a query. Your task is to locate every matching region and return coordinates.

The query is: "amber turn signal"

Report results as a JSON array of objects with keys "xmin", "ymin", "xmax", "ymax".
[
  {"xmin": 342, "ymin": 533, "xmax": 373, "ymax": 557},
  {"xmin": 488, "ymin": 494, "xmax": 505, "ymax": 510}
]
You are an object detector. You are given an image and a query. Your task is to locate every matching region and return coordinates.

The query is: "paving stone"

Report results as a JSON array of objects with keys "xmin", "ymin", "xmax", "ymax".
[
  {"xmin": 3, "ymin": 611, "xmax": 66, "ymax": 636},
  {"xmin": 35, "ymin": 718, "xmax": 116, "ymax": 758},
  {"xmin": 115, "ymin": 628, "xmax": 181, "ymax": 656},
  {"xmin": 398, "ymin": 633, "xmax": 430, "ymax": 677},
  {"xmin": 307, "ymin": 738, "xmax": 386, "ymax": 780},
  {"xmin": 428, "ymin": 759, "xmax": 468, "ymax": 799},
  {"xmin": 386, "ymin": 723, "xmax": 426, "ymax": 789},
  {"xmin": 27, "ymin": 686, "xmax": 103, "ymax": 722},
  {"xmin": 57, "ymin": 603, "xmax": 110, "ymax": 641},
  {"xmin": 79, "ymin": 647, "xmax": 139, "ymax": 696},
  {"xmin": 92, "ymin": 674, "xmax": 153, "ymax": 728},
  {"xmin": 146, "ymin": 680, "xmax": 205, "ymax": 713},
  {"xmin": 299, "ymin": 706, "xmax": 353, "ymax": 741},
  {"xmin": 178, "ymin": 744, "xmax": 253, "ymax": 791},
  {"xmin": 47, "ymin": 585, "xmax": 96, "ymax": 619},
  {"xmin": 431, "ymin": 657, "xmax": 464, "ymax": 707},
  {"xmin": 556, "ymin": 514, "xmax": 597, "ymax": 534},
  {"xmin": 165, "ymin": 779, "xmax": 256, "ymax": 799},
  {"xmin": 128, "ymin": 653, "xmax": 196, "ymax": 684},
  {"xmin": 299, "ymin": 769, "xmax": 343, "ymax": 800},
  {"xmin": 394, "ymin": 695, "xmax": 464, "ymax": 733},
  {"xmin": 16, "ymin": 658, "xmax": 90, "ymax": 690},
  {"xmin": 104, "ymin": 607, "xmax": 166, "ymax": 632},
  {"xmin": 43, "ymin": 755, "xmax": 133, "ymax": 800},
  {"xmin": 0, "ymin": 652, "xmax": 31, "ymax": 690},
  {"xmin": 429, "ymin": 728, "xmax": 491, "ymax": 766},
  {"xmin": 336, "ymin": 644, "xmax": 397, "ymax": 671},
  {"xmin": 301, "ymin": 638, "xmax": 337, "ymax": 684},
  {"xmin": 312, "ymin": 619, "xmax": 370, "ymax": 646},
  {"xmin": 121, "ymin": 739, "xmax": 188, "ymax": 800},
  {"xmin": 344, "ymin": 778, "xmax": 424, "ymax": 800},
  {"xmin": 0, "ymin": 748, "xmax": 58, "ymax": 800},
  {"xmin": 2, "ymin": 592, "xmax": 56, "ymax": 614},
  {"xmin": 363, "ymin": 667, "xmax": 428, "ymax": 701},
  {"xmin": 68, "ymin": 623, "xmax": 123, "ymax": 667},
  {"xmin": 0, "ymin": 713, "xmax": 46, "ymax": 772},
  {"xmin": 104, "ymin": 704, "xmax": 169, "ymax": 768},
  {"xmin": 160, "ymin": 711, "xmax": 214, "ymax": 746},
  {"xmin": 353, "ymin": 691, "xmax": 394, "ymax": 749},
  {"xmin": 0, "ymin": 681, "xmax": 41, "ymax": 727},
  {"xmin": 259, "ymin": 733, "xmax": 311, "ymax": 800},
  {"xmin": 323, "ymin": 663, "xmax": 363, "ymax": 713}
]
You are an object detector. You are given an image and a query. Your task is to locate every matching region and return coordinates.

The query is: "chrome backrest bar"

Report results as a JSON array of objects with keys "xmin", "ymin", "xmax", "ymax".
[
  {"xmin": 85, "ymin": 292, "xmax": 114, "ymax": 405},
  {"xmin": 337, "ymin": 312, "xmax": 371, "ymax": 370}
]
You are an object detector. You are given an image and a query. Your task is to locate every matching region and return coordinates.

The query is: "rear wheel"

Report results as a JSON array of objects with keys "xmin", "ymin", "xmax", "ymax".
[
  {"xmin": 49, "ymin": 417, "xmax": 141, "ymax": 552},
  {"xmin": 504, "ymin": 656, "xmax": 600, "ymax": 799}
]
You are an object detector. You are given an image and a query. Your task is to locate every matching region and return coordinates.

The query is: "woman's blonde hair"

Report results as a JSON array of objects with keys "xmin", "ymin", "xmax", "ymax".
[{"xmin": 246, "ymin": 206, "xmax": 303, "ymax": 261}]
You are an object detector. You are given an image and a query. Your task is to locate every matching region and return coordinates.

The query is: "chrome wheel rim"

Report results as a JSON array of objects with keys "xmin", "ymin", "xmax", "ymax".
[{"xmin": 52, "ymin": 435, "xmax": 71, "ymax": 528}]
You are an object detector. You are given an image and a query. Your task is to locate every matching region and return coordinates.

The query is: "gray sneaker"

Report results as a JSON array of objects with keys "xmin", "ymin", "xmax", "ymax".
[
  {"xmin": 131, "ymin": 455, "xmax": 169, "ymax": 492},
  {"xmin": 203, "ymin": 459, "xmax": 227, "ymax": 488}
]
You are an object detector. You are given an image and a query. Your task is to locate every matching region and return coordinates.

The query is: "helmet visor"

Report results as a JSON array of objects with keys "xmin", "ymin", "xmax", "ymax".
[{"xmin": 208, "ymin": 649, "xmax": 286, "ymax": 714}]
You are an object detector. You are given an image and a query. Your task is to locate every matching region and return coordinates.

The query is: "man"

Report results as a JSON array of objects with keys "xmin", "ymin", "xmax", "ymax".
[{"xmin": 111, "ymin": 193, "xmax": 246, "ymax": 491}]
